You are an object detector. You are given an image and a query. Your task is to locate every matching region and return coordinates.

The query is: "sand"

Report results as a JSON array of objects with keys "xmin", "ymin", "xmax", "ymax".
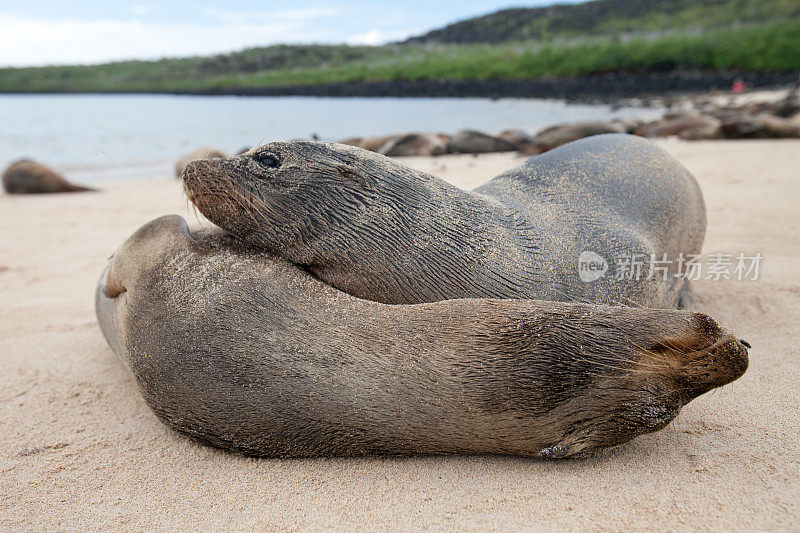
[{"xmin": 1, "ymin": 139, "xmax": 798, "ymax": 529}]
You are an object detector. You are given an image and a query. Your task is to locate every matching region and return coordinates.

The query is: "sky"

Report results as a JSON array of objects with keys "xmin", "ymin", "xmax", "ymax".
[{"xmin": 0, "ymin": 1, "xmax": 583, "ymax": 67}]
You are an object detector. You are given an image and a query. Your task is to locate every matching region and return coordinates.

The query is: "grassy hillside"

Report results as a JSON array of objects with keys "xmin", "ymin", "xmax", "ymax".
[
  {"xmin": 407, "ymin": 0, "xmax": 800, "ymax": 43},
  {"xmin": 1, "ymin": 0, "xmax": 799, "ymax": 95}
]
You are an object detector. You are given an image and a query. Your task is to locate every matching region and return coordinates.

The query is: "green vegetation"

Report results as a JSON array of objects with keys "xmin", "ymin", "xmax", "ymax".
[
  {"xmin": 408, "ymin": 0, "xmax": 800, "ymax": 43},
  {"xmin": 0, "ymin": 0, "xmax": 799, "ymax": 94}
]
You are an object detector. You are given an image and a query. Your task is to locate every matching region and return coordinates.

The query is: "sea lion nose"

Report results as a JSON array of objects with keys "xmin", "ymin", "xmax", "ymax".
[
  {"xmin": 739, "ymin": 338, "xmax": 752, "ymax": 349},
  {"xmin": 711, "ymin": 333, "xmax": 749, "ymax": 385},
  {"xmin": 180, "ymin": 160, "xmax": 204, "ymax": 184},
  {"xmin": 681, "ymin": 330, "xmax": 749, "ymax": 402}
]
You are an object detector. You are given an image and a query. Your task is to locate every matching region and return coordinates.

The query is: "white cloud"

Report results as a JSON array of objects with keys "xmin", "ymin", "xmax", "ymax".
[
  {"xmin": 201, "ymin": 6, "xmax": 341, "ymax": 25},
  {"xmin": 0, "ymin": 12, "xmax": 345, "ymax": 67},
  {"xmin": 347, "ymin": 29, "xmax": 383, "ymax": 46},
  {"xmin": 346, "ymin": 28, "xmax": 419, "ymax": 46},
  {"xmin": 132, "ymin": 4, "xmax": 150, "ymax": 16}
]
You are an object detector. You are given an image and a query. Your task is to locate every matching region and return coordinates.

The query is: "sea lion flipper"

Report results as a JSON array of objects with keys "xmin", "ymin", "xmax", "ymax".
[{"xmin": 102, "ymin": 215, "xmax": 193, "ymax": 299}]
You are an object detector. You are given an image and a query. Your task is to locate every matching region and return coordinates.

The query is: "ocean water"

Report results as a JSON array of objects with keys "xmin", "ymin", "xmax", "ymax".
[{"xmin": 0, "ymin": 94, "xmax": 660, "ymax": 183}]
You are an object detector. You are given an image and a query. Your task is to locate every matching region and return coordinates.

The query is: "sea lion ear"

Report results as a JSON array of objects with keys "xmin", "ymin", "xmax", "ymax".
[{"xmin": 335, "ymin": 164, "xmax": 371, "ymax": 187}]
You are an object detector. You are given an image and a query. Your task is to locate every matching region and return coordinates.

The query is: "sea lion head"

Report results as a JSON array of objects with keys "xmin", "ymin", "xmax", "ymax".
[{"xmin": 181, "ymin": 141, "xmax": 423, "ymax": 264}]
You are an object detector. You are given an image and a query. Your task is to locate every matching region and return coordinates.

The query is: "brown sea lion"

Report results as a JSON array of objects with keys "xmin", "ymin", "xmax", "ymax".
[
  {"xmin": 378, "ymin": 133, "xmax": 448, "ymax": 157},
  {"xmin": 95, "ymin": 216, "xmax": 748, "ymax": 459},
  {"xmin": 174, "ymin": 147, "xmax": 227, "ymax": 178},
  {"xmin": 447, "ymin": 130, "xmax": 517, "ymax": 153},
  {"xmin": 498, "ymin": 129, "xmax": 535, "ymax": 150},
  {"xmin": 719, "ymin": 114, "xmax": 800, "ymax": 139},
  {"xmin": 339, "ymin": 135, "xmax": 399, "ymax": 153},
  {"xmin": 613, "ymin": 118, "xmax": 646, "ymax": 134},
  {"xmin": 2, "ymin": 159, "xmax": 94, "ymax": 194},
  {"xmin": 183, "ymin": 134, "xmax": 705, "ymax": 309},
  {"xmin": 522, "ymin": 121, "xmax": 626, "ymax": 154},
  {"xmin": 636, "ymin": 114, "xmax": 722, "ymax": 140}
]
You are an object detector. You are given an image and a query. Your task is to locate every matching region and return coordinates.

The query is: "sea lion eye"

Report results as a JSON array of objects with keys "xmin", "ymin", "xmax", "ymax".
[{"xmin": 255, "ymin": 154, "xmax": 280, "ymax": 169}]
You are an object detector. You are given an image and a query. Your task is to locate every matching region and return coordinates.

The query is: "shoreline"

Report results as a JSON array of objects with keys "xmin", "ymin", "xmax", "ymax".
[
  {"xmin": 5, "ymin": 86, "xmax": 798, "ymax": 186},
  {"xmin": 2, "ymin": 71, "xmax": 798, "ymax": 103}
]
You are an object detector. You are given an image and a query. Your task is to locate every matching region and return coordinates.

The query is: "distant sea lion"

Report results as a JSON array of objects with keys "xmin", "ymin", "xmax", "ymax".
[
  {"xmin": 613, "ymin": 118, "xmax": 646, "ymax": 134},
  {"xmin": 636, "ymin": 114, "xmax": 721, "ymax": 140},
  {"xmin": 719, "ymin": 114, "xmax": 800, "ymax": 139},
  {"xmin": 522, "ymin": 121, "xmax": 626, "ymax": 154},
  {"xmin": 378, "ymin": 133, "xmax": 448, "ymax": 157},
  {"xmin": 95, "ymin": 216, "xmax": 748, "ymax": 458},
  {"xmin": 174, "ymin": 147, "xmax": 227, "ymax": 178},
  {"xmin": 184, "ymin": 134, "xmax": 705, "ymax": 308},
  {"xmin": 2, "ymin": 159, "xmax": 94, "ymax": 194},
  {"xmin": 447, "ymin": 130, "xmax": 517, "ymax": 153},
  {"xmin": 498, "ymin": 129, "xmax": 535, "ymax": 150},
  {"xmin": 340, "ymin": 135, "xmax": 399, "ymax": 153}
]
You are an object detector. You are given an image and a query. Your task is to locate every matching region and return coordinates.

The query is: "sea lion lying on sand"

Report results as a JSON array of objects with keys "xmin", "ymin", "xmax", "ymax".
[
  {"xmin": 447, "ymin": 129, "xmax": 517, "ymax": 153},
  {"xmin": 2, "ymin": 159, "xmax": 94, "ymax": 194},
  {"xmin": 521, "ymin": 121, "xmax": 626, "ymax": 154},
  {"xmin": 183, "ymin": 134, "xmax": 705, "ymax": 309},
  {"xmin": 95, "ymin": 216, "xmax": 748, "ymax": 459},
  {"xmin": 379, "ymin": 133, "xmax": 448, "ymax": 157}
]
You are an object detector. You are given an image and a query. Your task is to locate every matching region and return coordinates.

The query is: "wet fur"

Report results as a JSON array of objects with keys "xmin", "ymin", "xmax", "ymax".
[{"xmin": 182, "ymin": 134, "xmax": 705, "ymax": 309}]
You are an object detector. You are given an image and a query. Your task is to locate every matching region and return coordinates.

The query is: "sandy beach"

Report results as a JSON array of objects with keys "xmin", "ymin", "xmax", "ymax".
[{"xmin": 1, "ymin": 139, "xmax": 798, "ymax": 529}]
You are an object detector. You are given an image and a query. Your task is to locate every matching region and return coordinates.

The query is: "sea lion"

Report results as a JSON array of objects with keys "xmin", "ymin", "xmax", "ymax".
[
  {"xmin": 174, "ymin": 147, "xmax": 227, "ymax": 178},
  {"xmin": 613, "ymin": 118, "xmax": 646, "ymax": 134},
  {"xmin": 722, "ymin": 114, "xmax": 800, "ymax": 139},
  {"xmin": 636, "ymin": 114, "xmax": 722, "ymax": 140},
  {"xmin": 498, "ymin": 129, "xmax": 535, "ymax": 150},
  {"xmin": 447, "ymin": 130, "xmax": 517, "ymax": 153},
  {"xmin": 2, "ymin": 159, "xmax": 94, "ymax": 194},
  {"xmin": 340, "ymin": 135, "xmax": 399, "ymax": 153},
  {"xmin": 95, "ymin": 215, "xmax": 748, "ymax": 459},
  {"xmin": 378, "ymin": 133, "xmax": 448, "ymax": 157},
  {"xmin": 184, "ymin": 134, "xmax": 705, "ymax": 309},
  {"xmin": 522, "ymin": 121, "xmax": 626, "ymax": 154}
]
